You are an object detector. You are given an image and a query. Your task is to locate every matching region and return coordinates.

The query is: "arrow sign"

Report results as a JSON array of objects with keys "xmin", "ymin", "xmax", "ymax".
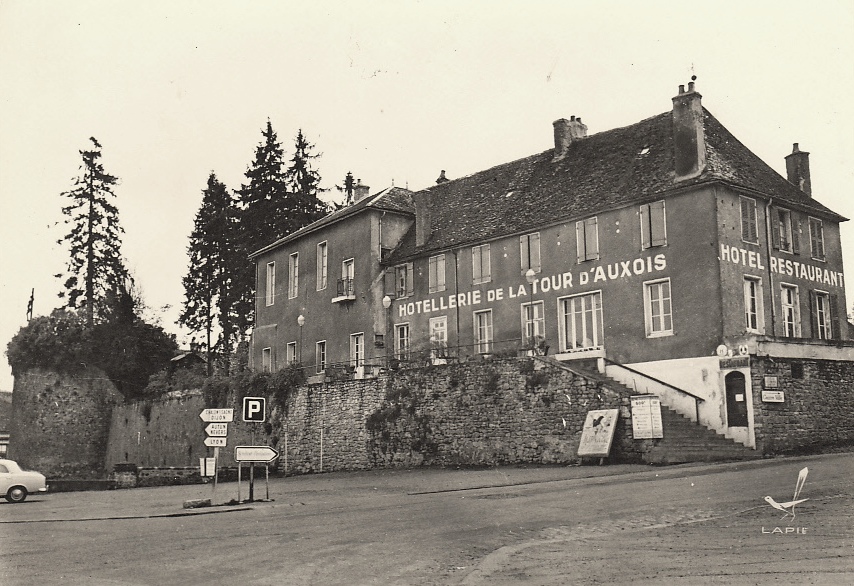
[
  {"xmin": 205, "ymin": 423, "xmax": 228, "ymax": 437},
  {"xmin": 204, "ymin": 437, "xmax": 227, "ymax": 447},
  {"xmin": 234, "ymin": 445, "xmax": 279, "ymax": 463},
  {"xmin": 200, "ymin": 409, "xmax": 233, "ymax": 423}
]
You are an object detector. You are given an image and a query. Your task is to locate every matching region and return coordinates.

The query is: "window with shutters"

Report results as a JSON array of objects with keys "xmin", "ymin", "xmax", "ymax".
[
  {"xmin": 813, "ymin": 291, "xmax": 833, "ymax": 340},
  {"xmin": 520, "ymin": 233, "xmax": 541, "ymax": 273},
  {"xmin": 395, "ymin": 263, "xmax": 413, "ymax": 298},
  {"xmin": 472, "ymin": 244, "xmax": 491, "ymax": 284},
  {"xmin": 429, "ymin": 254, "xmax": 446, "ymax": 293},
  {"xmin": 781, "ymin": 284, "xmax": 800, "ymax": 337},
  {"xmin": 743, "ymin": 277, "xmax": 764, "ymax": 333},
  {"xmin": 773, "ymin": 208, "xmax": 794, "ymax": 253},
  {"xmin": 640, "ymin": 201, "xmax": 666, "ymax": 249},
  {"xmin": 740, "ymin": 197, "xmax": 759, "ymax": 244},
  {"xmin": 576, "ymin": 217, "xmax": 599, "ymax": 262},
  {"xmin": 809, "ymin": 217, "xmax": 825, "ymax": 261},
  {"xmin": 288, "ymin": 253, "xmax": 299, "ymax": 299}
]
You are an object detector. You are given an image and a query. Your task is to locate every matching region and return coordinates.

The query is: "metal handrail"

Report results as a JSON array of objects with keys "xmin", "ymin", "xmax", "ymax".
[{"xmin": 603, "ymin": 357, "xmax": 704, "ymax": 423}]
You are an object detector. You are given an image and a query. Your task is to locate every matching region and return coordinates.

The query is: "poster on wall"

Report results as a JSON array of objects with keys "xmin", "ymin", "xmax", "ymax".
[
  {"xmin": 577, "ymin": 409, "xmax": 620, "ymax": 457},
  {"xmin": 631, "ymin": 395, "xmax": 664, "ymax": 439}
]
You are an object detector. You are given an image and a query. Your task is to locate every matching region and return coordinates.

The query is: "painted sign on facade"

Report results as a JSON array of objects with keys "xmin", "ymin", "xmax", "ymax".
[
  {"xmin": 719, "ymin": 244, "xmax": 844, "ymax": 288},
  {"xmin": 399, "ymin": 253, "xmax": 667, "ymax": 317},
  {"xmin": 577, "ymin": 409, "xmax": 620, "ymax": 457},
  {"xmin": 630, "ymin": 395, "xmax": 664, "ymax": 439}
]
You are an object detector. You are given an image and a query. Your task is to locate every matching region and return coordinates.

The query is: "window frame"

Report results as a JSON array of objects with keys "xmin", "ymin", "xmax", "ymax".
[
  {"xmin": 429, "ymin": 315, "xmax": 448, "ymax": 358},
  {"xmin": 265, "ymin": 261, "xmax": 276, "ymax": 306},
  {"xmin": 395, "ymin": 262, "xmax": 414, "ymax": 298},
  {"xmin": 473, "ymin": 309, "xmax": 494, "ymax": 354},
  {"xmin": 394, "ymin": 323, "xmax": 410, "ymax": 360},
  {"xmin": 472, "ymin": 244, "xmax": 491, "ymax": 285},
  {"xmin": 315, "ymin": 341, "xmax": 327, "ymax": 374},
  {"xmin": 743, "ymin": 276, "xmax": 764, "ymax": 334},
  {"xmin": 558, "ymin": 290, "xmax": 604, "ymax": 352},
  {"xmin": 316, "ymin": 241, "xmax": 328, "ymax": 291},
  {"xmin": 288, "ymin": 252, "xmax": 299, "ymax": 299},
  {"xmin": 520, "ymin": 232, "xmax": 542, "ymax": 274},
  {"xmin": 640, "ymin": 200, "xmax": 667, "ymax": 250},
  {"xmin": 521, "ymin": 300, "xmax": 545, "ymax": 349},
  {"xmin": 350, "ymin": 332, "xmax": 364, "ymax": 368},
  {"xmin": 809, "ymin": 217, "xmax": 825, "ymax": 261},
  {"xmin": 262, "ymin": 347, "xmax": 273, "ymax": 373},
  {"xmin": 575, "ymin": 217, "xmax": 599, "ymax": 262},
  {"xmin": 780, "ymin": 283, "xmax": 800, "ymax": 338},
  {"xmin": 644, "ymin": 278, "xmax": 673, "ymax": 338},
  {"xmin": 773, "ymin": 208, "xmax": 794, "ymax": 253},
  {"xmin": 286, "ymin": 341, "xmax": 297, "ymax": 364},
  {"xmin": 813, "ymin": 290, "xmax": 832, "ymax": 340}
]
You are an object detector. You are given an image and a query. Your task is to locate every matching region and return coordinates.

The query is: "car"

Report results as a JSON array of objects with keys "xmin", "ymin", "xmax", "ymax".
[{"xmin": 0, "ymin": 459, "xmax": 48, "ymax": 503}]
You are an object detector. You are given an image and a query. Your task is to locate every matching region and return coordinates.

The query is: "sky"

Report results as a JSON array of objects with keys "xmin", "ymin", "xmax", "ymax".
[{"xmin": 1, "ymin": 0, "xmax": 853, "ymax": 391}]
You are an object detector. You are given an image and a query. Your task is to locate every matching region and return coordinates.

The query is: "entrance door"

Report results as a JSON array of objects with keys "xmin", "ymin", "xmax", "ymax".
[{"xmin": 724, "ymin": 371, "xmax": 749, "ymax": 427}]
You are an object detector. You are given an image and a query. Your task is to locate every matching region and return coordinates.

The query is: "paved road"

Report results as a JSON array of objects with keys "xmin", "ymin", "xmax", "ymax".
[{"xmin": 0, "ymin": 454, "xmax": 851, "ymax": 585}]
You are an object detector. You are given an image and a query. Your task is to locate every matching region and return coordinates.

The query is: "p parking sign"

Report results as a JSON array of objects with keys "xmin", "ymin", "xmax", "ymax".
[{"xmin": 242, "ymin": 396, "xmax": 266, "ymax": 422}]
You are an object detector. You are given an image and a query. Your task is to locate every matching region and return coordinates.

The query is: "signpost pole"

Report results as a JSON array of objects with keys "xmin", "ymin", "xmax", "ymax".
[
  {"xmin": 237, "ymin": 463, "xmax": 241, "ymax": 503},
  {"xmin": 249, "ymin": 427, "xmax": 255, "ymax": 502},
  {"xmin": 212, "ymin": 447, "xmax": 219, "ymax": 504},
  {"xmin": 265, "ymin": 463, "xmax": 270, "ymax": 500}
]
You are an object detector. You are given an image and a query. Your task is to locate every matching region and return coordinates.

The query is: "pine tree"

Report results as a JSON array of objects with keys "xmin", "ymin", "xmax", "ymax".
[
  {"xmin": 285, "ymin": 129, "xmax": 329, "ymax": 224},
  {"xmin": 180, "ymin": 173, "xmax": 239, "ymax": 375},
  {"xmin": 56, "ymin": 137, "xmax": 128, "ymax": 326}
]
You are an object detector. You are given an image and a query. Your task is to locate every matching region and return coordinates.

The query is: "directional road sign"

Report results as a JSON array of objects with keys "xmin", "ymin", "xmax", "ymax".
[
  {"xmin": 205, "ymin": 423, "xmax": 228, "ymax": 437},
  {"xmin": 234, "ymin": 445, "xmax": 279, "ymax": 463},
  {"xmin": 200, "ymin": 408, "xmax": 234, "ymax": 423},
  {"xmin": 204, "ymin": 437, "xmax": 227, "ymax": 447},
  {"xmin": 242, "ymin": 397, "xmax": 266, "ymax": 422}
]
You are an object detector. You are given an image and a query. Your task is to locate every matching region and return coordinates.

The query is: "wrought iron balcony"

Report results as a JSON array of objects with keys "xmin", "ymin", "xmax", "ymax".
[{"xmin": 332, "ymin": 278, "xmax": 356, "ymax": 303}]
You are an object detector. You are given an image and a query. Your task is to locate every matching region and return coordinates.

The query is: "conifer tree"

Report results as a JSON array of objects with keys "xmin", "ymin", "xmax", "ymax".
[
  {"xmin": 286, "ymin": 129, "xmax": 329, "ymax": 224},
  {"xmin": 180, "ymin": 173, "xmax": 239, "ymax": 374},
  {"xmin": 56, "ymin": 137, "xmax": 128, "ymax": 326}
]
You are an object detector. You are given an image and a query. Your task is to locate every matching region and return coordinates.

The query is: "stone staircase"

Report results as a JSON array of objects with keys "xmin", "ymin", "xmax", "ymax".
[
  {"xmin": 641, "ymin": 404, "xmax": 762, "ymax": 464},
  {"xmin": 590, "ymin": 365, "xmax": 762, "ymax": 464}
]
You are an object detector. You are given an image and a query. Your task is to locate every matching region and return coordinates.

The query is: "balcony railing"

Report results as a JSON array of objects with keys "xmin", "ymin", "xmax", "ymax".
[{"xmin": 332, "ymin": 278, "xmax": 355, "ymax": 303}]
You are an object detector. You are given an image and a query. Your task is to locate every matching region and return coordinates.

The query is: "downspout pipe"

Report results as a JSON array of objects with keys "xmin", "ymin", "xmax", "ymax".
[{"xmin": 764, "ymin": 198, "xmax": 777, "ymax": 335}]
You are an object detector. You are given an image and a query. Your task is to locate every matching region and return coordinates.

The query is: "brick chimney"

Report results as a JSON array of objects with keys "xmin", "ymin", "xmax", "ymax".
[
  {"xmin": 414, "ymin": 190, "xmax": 432, "ymax": 247},
  {"xmin": 785, "ymin": 143, "xmax": 812, "ymax": 197},
  {"xmin": 353, "ymin": 179, "xmax": 370, "ymax": 202},
  {"xmin": 552, "ymin": 115, "xmax": 587, "ymax": 161},
  {"xmin": 671, "ymin": 81, "xmax": 706, "ymax": 181}
]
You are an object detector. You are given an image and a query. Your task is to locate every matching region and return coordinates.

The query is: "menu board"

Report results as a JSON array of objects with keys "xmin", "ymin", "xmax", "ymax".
[{"xmin": 631, "ymin": 395, "xmax": 664, "ymax": 439}]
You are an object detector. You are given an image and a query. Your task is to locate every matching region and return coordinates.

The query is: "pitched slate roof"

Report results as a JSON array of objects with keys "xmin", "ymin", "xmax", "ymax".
[
  {"xmin": 249, "ymin": 186, "xmax": 414, "ymax": 258},
  {"xmin": 386, "ymin": 108, "xmax": 845, "ymax": 263}
]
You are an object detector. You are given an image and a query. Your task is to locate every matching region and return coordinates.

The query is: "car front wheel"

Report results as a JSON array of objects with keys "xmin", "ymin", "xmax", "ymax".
[{"xmin": 6, "ymin": 486, "xmax": 28, "ymax": 503}]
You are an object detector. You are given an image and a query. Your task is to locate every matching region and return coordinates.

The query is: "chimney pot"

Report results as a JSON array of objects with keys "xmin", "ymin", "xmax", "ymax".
[
  {"xmin": 785, "ymin": 143, "xmax": 812, "ymax": 197},
  {"xmin": 671, "ymin": 81, "xmax": 706, "ymax": 181},
  {"xmin": 436, "ymin": 170, "xmax": 449, "ymax": 184}
]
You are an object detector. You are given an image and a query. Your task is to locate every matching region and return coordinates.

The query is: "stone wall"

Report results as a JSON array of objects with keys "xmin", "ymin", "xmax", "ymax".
[
  {"xmin": 751, "ymin": 356, "xmax": 854, "ymax": 454},
  {"xmin": 9, "ymin": 367, "xmax": 122, "ymax": 479}
]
